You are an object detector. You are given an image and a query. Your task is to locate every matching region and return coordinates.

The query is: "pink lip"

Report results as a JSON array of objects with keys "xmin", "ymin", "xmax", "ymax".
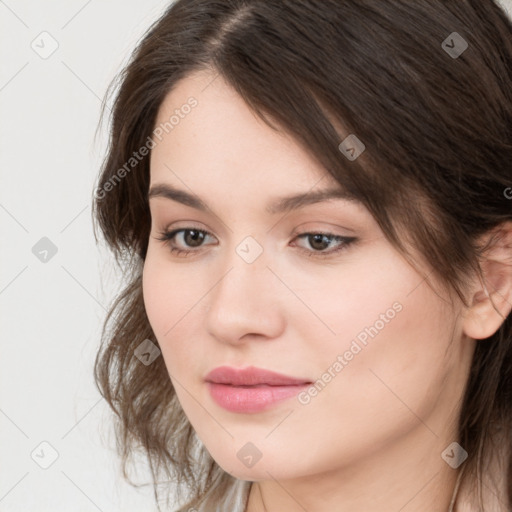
[{"xmin": 205, "ymin": 366, "xmax": 312, "ymax": 413}]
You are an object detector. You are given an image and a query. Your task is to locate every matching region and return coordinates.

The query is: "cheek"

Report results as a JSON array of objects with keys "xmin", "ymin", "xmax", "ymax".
[
  {"xmin": 303, "ymin": 271, "xmax": 456, "ymax": 449},
  {"xmin": 298, "ymin": 247, "xmax": 455, "ymax": 409},
  {"xmin": 142, "ymin": 249, "xmax": 216, "ymax": 379},
  {"xmin": 280, "ymin": 246, "xmax": 410, "ymax": 342},
  {"xmin": 142, "ymin": 256, "xmax": 171, "ymax": 338}
]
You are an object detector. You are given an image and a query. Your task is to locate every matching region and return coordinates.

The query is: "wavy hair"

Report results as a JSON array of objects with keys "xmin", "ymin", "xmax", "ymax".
[{"xmin": 92, "ymin": 1, "xmax": 512, "ymax": 510}]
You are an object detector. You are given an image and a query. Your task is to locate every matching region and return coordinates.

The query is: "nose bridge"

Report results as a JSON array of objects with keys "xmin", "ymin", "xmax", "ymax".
[
  {"xmin": 204, "ymin": 234, "xmax": 283, "ymax": 342},
  {"xmin": 211, "ymin": 234, "xmax": 269, "ymax": 310}
]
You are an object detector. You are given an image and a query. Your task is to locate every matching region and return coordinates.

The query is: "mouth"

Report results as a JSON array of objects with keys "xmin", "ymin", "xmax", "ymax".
[
  {"xmin": 204, "ymin": 366, "xmax": 312, "ymax": 413},
  {"xmin": 204, "ymin": 365, "xmax": 312, "ymax": 387}
]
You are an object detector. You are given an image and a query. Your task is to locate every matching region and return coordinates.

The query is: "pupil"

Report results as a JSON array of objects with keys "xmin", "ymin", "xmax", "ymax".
[
  {"xmin": 186, "ymin": 230, "xmax": 204, "ymax": 247},
  {"xmin": 311, "ymin": 234, "xmax": 329, "ymax": 250}
]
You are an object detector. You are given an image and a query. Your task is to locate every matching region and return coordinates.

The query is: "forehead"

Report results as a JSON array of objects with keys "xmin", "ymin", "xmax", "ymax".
[{"xmin": 149, "ymin": 70, "xmax": 334, "ymax": 192}]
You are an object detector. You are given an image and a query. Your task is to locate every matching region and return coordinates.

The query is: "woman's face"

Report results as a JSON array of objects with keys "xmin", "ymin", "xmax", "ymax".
[{"xmin": 143, "ymin": 70, "xmax": 474, "ymax": 483}]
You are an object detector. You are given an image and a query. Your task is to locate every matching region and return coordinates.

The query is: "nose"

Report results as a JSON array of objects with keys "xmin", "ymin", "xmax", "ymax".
[{"xmin": 204, "ymin": 244, "xmax": 285, "ymax": 346}]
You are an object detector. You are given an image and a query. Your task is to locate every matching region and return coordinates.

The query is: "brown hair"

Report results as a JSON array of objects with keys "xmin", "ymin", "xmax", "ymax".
[{"xmin": 92, "ymin": 1, "xmax": 512, "ymax": 510}]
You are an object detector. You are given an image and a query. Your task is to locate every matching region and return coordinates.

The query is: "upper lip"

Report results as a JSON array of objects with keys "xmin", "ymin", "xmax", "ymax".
[{"xmin": 205, "ymin": 366, "xmax": 312, "ymax": 386}]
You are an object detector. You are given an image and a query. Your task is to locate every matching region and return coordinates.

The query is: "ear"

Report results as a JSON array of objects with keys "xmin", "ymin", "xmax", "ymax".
[{"xmin": 462, "ymin": 221, "xmax": 512, "ymax": 340}]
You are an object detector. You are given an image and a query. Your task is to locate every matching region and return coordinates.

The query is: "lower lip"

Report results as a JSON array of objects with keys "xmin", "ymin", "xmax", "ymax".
[{"xmin": 207, "ymin": 382, "xmax": 310, "ymax": 413}]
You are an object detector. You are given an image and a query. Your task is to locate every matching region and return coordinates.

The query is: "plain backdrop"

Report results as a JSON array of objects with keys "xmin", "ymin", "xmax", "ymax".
[{"xmin": 1, "ymin": 1, "xmax": 511, "ymax": 511}]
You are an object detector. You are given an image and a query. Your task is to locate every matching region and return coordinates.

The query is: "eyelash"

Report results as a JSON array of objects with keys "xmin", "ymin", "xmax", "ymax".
[{"xmin": 155, "ymin": 228, "xmax": 357, "ymax": 259}]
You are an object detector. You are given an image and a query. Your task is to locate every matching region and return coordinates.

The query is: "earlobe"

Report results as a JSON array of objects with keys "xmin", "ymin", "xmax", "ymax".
[{"xmin": 462, "ymin": 223, "xmax": 512, "ymax": 341}]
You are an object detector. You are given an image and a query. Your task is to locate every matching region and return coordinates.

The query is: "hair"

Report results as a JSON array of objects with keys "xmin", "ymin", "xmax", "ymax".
[{"xmin": 92, "ymin": 1, "xmax": 512, "ymax": 510}]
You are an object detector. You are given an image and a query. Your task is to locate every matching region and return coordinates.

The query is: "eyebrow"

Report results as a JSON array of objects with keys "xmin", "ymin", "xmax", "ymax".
[{"xmin": 147, "ymin": 183, "xmax": 359, "ymax": 215}]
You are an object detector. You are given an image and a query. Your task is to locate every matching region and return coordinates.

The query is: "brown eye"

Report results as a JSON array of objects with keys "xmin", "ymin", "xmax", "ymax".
[
  {"xmin": 181, "ymin": 229, "xmax": 207, "ymax": 247},
  {"xmin": 293, "ymin": 232, "xmax": 357, "ymax": 258},
  {"xmin": 155, "ymin": 228, "xmax": 216, "ymax": 256}
]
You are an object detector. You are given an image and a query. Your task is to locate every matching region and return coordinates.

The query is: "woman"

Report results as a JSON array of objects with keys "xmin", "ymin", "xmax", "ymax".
[{"xmin": 92, "ymin": 1, "xmax": 512, "ymax": 510}]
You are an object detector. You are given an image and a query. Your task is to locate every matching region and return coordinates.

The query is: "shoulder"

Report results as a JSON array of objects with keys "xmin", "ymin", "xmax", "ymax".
[{"xmin": 178, "ymin": 479, "xmax": 252, "ymax": 512}]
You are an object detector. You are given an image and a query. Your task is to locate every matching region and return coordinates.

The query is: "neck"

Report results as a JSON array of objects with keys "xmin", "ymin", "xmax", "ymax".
[{"xmin": 245, "ymin": 424, "xmax": 461, "ymax": 512}]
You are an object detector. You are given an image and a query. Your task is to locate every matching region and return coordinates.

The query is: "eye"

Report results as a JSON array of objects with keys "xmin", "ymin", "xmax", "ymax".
[
  {"xmin": 155, "ymin": 228, "xmax": 216, "ymax": 257},
  {"xmin": 292, "ymin": 232, "xmax": 357, "ymax": 258},
  {"xmin": 154, "ymin": 228, "xmax": 357, "ymax": 258}
]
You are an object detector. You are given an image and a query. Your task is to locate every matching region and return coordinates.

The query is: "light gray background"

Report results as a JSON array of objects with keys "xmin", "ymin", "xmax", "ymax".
[{"xmin": 1, "ymin": 1, "xmax": 511, "ymax": 511}]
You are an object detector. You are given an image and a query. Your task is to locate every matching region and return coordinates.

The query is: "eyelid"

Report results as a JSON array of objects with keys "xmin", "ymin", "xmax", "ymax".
[
  {"xmin": 290, "ymin": 221, "xmax": 357, "ymax": 236},
  {"xmin": 156, "ymin": 222, "xmax": 352, "ymax": 243}
]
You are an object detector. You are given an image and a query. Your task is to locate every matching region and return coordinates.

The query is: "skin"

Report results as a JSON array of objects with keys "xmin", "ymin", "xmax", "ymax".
[{"xmin": 141, "ymin": 69, "xmax": 510, "ymax": 511}]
